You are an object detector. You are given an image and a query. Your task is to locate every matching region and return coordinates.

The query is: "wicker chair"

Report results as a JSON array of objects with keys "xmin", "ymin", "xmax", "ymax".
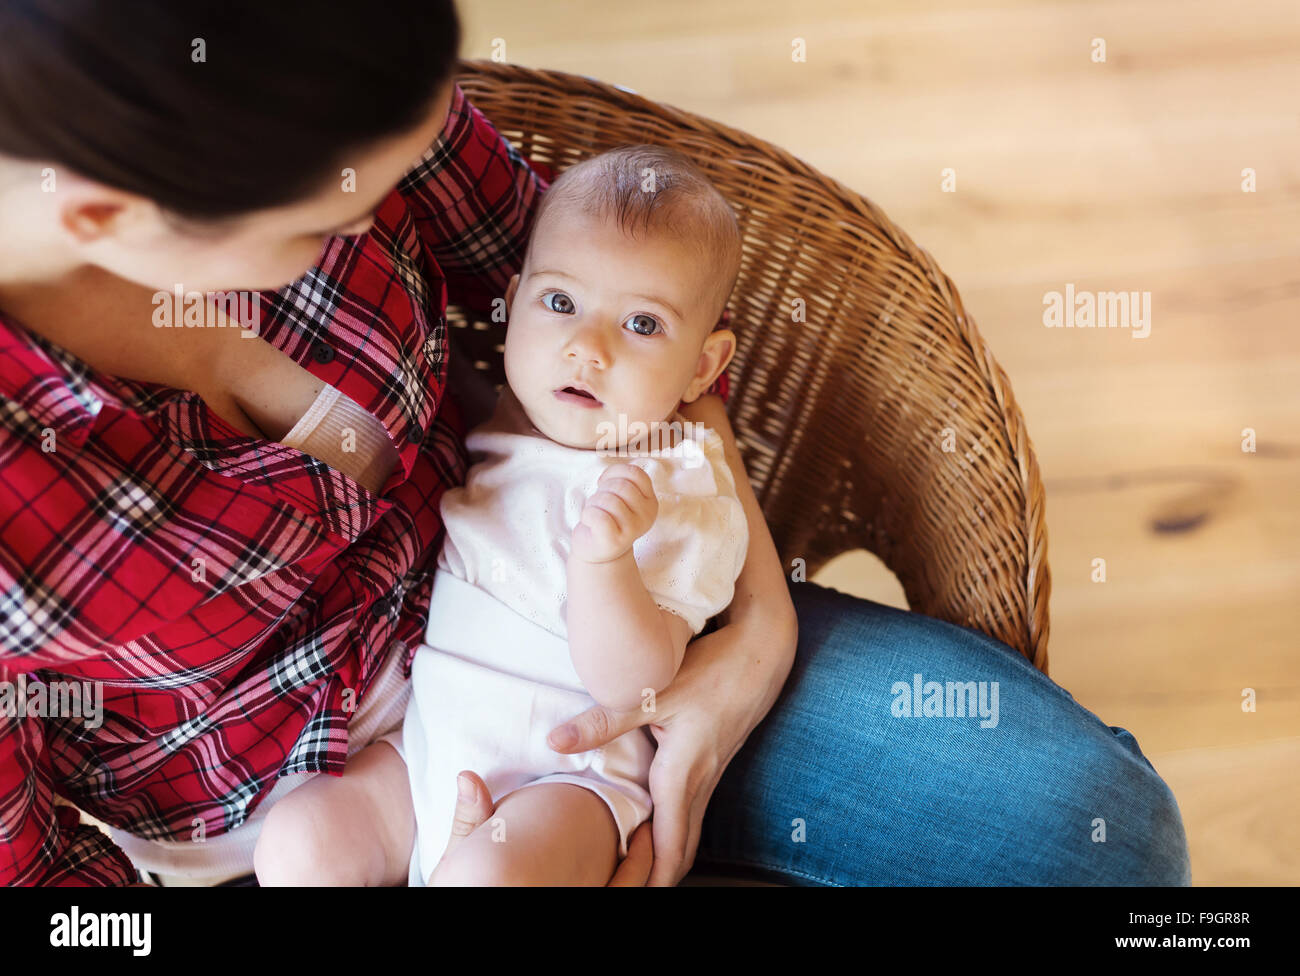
[{"xmin": 449, "ymin": 59, "xmax": 1051, "ymax": 673}]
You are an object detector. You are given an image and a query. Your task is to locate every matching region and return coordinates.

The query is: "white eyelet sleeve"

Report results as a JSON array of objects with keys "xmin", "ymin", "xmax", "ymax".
[{"xmin": 626, "ymin": 426, "xmax": 749, "ymax": 635}]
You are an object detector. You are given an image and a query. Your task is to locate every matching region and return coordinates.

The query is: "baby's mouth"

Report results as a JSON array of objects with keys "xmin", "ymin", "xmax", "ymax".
[{"xmin": 554, "ymin": 385, "xmax": 602, "ymax": 407}]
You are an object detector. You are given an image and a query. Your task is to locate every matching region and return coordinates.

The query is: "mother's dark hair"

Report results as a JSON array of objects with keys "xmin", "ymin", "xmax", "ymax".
[{"xmin": 0, "ymin": 0, "xmax": 462, "ymax": 218}]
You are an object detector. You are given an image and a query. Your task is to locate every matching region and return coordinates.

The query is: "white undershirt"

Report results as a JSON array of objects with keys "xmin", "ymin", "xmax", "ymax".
[{"xmin": 277, "ymin": 384, "xmax": 400, "ymax": 494}]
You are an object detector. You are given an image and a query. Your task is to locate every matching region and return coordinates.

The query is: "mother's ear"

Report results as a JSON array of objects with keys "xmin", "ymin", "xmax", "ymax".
[{"xmin": 57, "ymin": 185, "xmax": 146, "ymax": 244}]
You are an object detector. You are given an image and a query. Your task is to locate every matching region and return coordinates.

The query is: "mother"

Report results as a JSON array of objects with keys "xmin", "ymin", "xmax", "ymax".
[{"xmin": 0, "ymin": 0, "xmax": 1190, "ymax": 886}]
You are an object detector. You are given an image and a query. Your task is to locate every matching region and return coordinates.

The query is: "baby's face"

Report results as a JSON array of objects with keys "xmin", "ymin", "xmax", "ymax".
[{"xmin": 502, "ymin": 207, "xmax": 726, "ymax": 450}]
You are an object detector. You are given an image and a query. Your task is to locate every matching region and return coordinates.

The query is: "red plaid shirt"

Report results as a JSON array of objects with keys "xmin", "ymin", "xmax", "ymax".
[{"xmin": 0, "ymin": 82, "xmax": 729, "ymax": 885}]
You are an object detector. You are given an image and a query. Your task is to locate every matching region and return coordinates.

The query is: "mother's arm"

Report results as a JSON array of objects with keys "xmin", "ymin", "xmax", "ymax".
[{"xmin": 397, "ymin": 83, "xmax": 553, "ymax": 321}]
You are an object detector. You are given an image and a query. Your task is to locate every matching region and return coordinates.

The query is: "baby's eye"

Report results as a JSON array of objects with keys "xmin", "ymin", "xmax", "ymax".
[
  {"xmin": 624, "ymin": 313, "xmax": 662, "ymax": 337},
  {"xmin": 541, "ymin": 291, "xmax": 575, "ymax": 314}
]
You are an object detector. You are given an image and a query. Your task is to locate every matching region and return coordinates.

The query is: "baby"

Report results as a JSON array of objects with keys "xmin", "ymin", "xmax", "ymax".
[{"xmin": 261, "ymin": 144, "xmax": 748, "ymax": 886}]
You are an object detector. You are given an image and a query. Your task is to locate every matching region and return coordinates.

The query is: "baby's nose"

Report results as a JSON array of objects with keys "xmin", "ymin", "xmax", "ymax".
[{"xmin": 565, "ymin": 327, "xmax": 609, "ymax": 366}]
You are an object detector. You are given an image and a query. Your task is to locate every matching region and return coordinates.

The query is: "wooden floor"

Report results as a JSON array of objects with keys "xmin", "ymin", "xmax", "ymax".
[{"xmin": 462, "ymin": 0, "xmax": 1300, "ymax": 884}]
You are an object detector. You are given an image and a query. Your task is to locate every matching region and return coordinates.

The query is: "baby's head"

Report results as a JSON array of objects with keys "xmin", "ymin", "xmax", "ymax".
[{"xmin": 502, "ymin": 144, "xmax": 742, "ymax": 450}]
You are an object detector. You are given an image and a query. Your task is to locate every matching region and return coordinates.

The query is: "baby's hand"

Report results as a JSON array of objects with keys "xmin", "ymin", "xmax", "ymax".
[{"xmin": 571, "ymin": 463, "xmax": 659, "ymax": 564}]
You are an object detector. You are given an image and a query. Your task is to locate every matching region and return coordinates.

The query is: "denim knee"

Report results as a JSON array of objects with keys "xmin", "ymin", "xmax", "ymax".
[
  {"xmin": 1028, "ymin": 721, "xmax": 1192, "ymax": 885},
  {"xmin": 777, "ymin": 579, "xmax": 1192, "ymax": 885}
]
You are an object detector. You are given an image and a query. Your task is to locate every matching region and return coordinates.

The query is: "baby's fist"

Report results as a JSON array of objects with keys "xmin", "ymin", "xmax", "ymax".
[{"xmin": 571, "ymin": 463, "xmax": 659, "ymax": 563}]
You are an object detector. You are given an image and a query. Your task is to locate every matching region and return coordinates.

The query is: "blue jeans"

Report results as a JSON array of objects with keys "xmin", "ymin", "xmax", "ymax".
[{"xmin": 694, "ymin": 579, "xmax": 1192, "ymax": 885}]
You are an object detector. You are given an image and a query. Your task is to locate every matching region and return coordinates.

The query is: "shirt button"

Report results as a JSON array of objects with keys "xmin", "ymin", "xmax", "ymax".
[
  {"xmin": 407, "ymin": 423, "xmax": 424, "ymax": 444},
  {"xmin": 310, "ymin": 341, "xmax": 335, "ymax": 364}
]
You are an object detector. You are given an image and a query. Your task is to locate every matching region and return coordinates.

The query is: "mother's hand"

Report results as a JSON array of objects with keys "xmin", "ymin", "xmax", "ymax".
[{"xmin": 547, "ymin": 614, "xmax": 797, "ymax": 885}]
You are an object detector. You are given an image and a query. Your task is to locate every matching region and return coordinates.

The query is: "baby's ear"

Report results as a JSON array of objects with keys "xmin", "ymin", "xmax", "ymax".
[
  {"xmin": 683, "ymin": 328, "xmax": 737, "ymax": 403},
  {"xmin": 703, "ymin": 326, "xmax": 737, "ymax": 378}
]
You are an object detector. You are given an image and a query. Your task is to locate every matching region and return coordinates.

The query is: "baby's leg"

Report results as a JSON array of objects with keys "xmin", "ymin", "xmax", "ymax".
[
  {"xmin": 255, "ymin": 740, "xmax": 414, "ymax": 885},
  {"xmin": 429, "ymin": 782, "xmax": 619, "ymax": 886}
]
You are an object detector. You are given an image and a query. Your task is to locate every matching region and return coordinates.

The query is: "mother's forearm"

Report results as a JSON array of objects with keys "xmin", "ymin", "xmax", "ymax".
[{"xmin": 679, "ymin": 395, "xmax": 797, "ymax": 646}]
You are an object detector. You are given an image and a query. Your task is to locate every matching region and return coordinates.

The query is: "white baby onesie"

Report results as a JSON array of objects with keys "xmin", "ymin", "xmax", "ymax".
[{"xmin": 381, "ymin": 384, "xmax": 749, "ymax": 885}]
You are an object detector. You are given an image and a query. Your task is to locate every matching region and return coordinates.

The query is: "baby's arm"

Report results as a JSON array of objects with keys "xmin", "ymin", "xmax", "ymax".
[{"xmin": 566, "ymin": 463, "xmax": 693, "ymax": 711}]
